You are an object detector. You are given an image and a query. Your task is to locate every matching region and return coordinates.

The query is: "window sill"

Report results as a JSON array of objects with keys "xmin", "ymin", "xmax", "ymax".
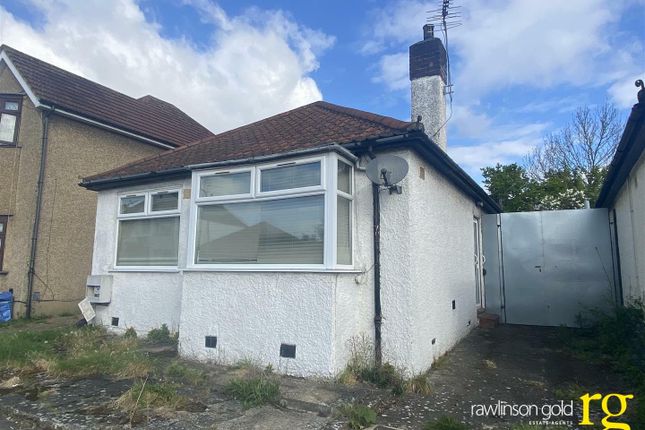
[
  {"xmin": 109, "ymin": 267, "xmax": 180, "ymax": 273},
  {"xmin": 182, "ymin": 267, "xmax": 361, "ymax": 274},
  {"xmin": 0, "ymin": 271, "xmax": 7, "ymax": 276}
]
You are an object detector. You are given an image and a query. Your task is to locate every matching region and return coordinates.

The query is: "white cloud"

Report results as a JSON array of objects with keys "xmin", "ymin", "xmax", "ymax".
[
  {"xmin": 608, "ymin": 73, "xmax": 645, "ymax": 108},
  {"xmin": 0, "ymin": 0, "xmax": 335, "ymax": 132},
  {"xmin": 366, "ymin": 0, "xmax": 642, "ymax": 103},
  {"xmin": 372, "ymin": 52, "xmax": 409, "ymax": 91},
  {"xmin": 449, "ymin": 138, "xmax": 539, "ymax": 180}
]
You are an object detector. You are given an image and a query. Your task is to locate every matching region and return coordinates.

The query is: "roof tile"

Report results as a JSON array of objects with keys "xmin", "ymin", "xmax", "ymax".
[
  {"xmin": 84, "ymin": 101, "xmax": 414, "ymax": 182},
  {"xmin": 1, "ymin": 45, "xmax": 212, "ymax": 147}
]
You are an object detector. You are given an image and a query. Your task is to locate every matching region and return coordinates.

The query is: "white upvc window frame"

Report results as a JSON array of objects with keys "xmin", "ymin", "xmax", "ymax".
[
  {"xmin": 114, "ymin": 187, "xmax": 182, "ymax": 271},
  {"xmin": 187, "ymin": 153, "xmax": 354, "ymax": 271},
  {"xmin": 335, "ymin": 158, "xmax": 354, "ymax": 268}
]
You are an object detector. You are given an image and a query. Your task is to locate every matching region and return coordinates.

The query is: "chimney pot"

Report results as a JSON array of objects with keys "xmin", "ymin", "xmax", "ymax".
[{"xmin": 423, "ymin": 24, "xmax": 434, "ymax": 40}]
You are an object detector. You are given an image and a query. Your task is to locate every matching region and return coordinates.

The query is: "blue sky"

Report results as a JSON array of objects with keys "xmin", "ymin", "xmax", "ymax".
[{"xmin": 1, "ymin": 0, "xmax": 643, "ymax": 181}]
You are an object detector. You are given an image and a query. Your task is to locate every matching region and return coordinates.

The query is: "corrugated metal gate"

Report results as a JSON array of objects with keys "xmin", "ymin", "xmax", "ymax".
[{"xmin": 482, "ymin": 209, "xmax": 619, "ymax": 327}]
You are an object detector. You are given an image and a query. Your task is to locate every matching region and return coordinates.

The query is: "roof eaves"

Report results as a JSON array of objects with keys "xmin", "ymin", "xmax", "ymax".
[
  {"xmin": 596, "ymin": 102, "xmax": 645, "ymax": 208},
  {"xmin": 80, "ymin": 143, "xmax": 361, "ymax": 191}
]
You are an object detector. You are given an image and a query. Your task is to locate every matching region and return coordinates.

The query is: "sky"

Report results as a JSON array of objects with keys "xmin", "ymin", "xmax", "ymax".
[{"xmin": 1, "ymin": 0, "xmax": 643, "ymax": 182}]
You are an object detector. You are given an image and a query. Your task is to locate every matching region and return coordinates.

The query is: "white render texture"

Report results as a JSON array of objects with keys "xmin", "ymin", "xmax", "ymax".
[
  {"xmin": 613, "ymin": 151, "xmax": 645, "ymax": 303},
  {"xmin": 89, "ymin": 149, "xmax": 482, "ymax": 376},
  {"xmin": 378, "ymin": 150, "xmax": 480, "ymax": 373},
  {"xmin": 411, "ymin": 75, "xmax": 447, "ymax": 151}
]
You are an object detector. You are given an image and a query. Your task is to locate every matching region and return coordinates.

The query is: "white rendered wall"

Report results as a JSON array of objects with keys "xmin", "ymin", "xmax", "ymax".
[
  {"xmin": 178, "ymin": 165, "xmax": 376, "ymax": 377},
  {"xmin": 91, "ymin": 178, "xmax": 190, "ymax": 334},
  {"xmin": 613, "ymin": 152, "xmax": 645, "ymax": 303},
  {"xmin": 411, "ymin": 75, "xmax": 447, "ymax": 151},
  {"xmin": 89, "ymin": 149, "xmax": 482, "ymax": 377},
  {"xmin": 378, "ymin": 150, "xmax": 480, "ymax": 374}
]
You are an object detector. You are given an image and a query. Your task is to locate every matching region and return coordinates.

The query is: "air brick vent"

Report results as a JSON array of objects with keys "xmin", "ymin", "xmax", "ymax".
[
  {"xmin": 205, "ymin": 336, "xmax": 217, "ymax": 348},
  {"xmin": 280, "ymin": 343, "xmax": 296, "ymax": 359}
]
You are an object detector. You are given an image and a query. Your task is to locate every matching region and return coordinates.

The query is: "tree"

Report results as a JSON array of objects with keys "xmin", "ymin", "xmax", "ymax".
[
  {"xmin": 525, "ymin": 103, "xmax": 623, "ymax": 206},
  {"xmin": 481, "ymin": 163, "xmax": 540, "ymax": 212}
]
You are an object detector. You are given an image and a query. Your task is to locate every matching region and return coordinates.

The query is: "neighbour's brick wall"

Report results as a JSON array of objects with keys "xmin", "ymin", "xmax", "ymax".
[{"xmin": 0, "ymin": 62, "xmax": 165, "ymax": 316}]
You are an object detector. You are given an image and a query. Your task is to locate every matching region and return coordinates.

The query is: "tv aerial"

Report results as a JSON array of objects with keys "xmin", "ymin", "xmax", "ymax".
[{"xmin": 366, "ymin": 155, "xmax": 409, "ymax": 194}]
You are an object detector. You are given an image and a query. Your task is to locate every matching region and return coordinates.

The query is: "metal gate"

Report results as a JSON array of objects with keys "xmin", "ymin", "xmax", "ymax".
[{"xmin": 482, "ymin": 209, "xmax": 619, "ymax": 327}]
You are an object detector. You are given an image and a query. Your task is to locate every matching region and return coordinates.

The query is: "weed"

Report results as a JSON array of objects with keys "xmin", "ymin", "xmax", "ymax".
[
  {"xmin": 225, "ymin": 370, "xmax": 280, "ymax": 409},
  {"xmin": 115, "ymin": 380, "xmax": 186, "ymax": 420},
  {"xmin": 423, "ymin": 416, "xmax": 468, "ymax": 430},
  {"xmin": 146, "ymin": 324, "xmax": 178, "ymax": 346},
  {"xmin": 553, "ymin": 382, "xmax": 587, "ymax": 401},
  {"xmin": 124, "ymin": 327, "xmax": 138, "ymax": 339},
  {"xmin": 165, "ymin": 360, "xmax": 205, "ymax": 385},
  {"xmin": 339, "ymin": 403, "xmax": 377, "ymax": 430},
  {"xmin": 569, "ymin": 301, "xmax": 645, "ymax": 424},
  {"xmin": 338, "ymin": 335, "xmax": 405, "ymax": 393},
  {"xmin": 404, "ymin": 372, "xmax": 432, "ymax": 395}
]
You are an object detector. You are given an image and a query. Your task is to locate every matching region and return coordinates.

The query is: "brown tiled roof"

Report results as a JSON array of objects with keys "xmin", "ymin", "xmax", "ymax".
[
  {"xmin": 1, "ymin": 45, "xmax": 213, "ymax": 147},
  {"xmin": 83, "ymin": 101, "xmax": 415, "ymax": 183}
]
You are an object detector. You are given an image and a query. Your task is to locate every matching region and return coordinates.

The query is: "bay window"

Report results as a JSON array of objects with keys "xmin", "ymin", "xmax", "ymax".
[
  {"xmin": 191, "ymin": 154, "xmax": 354, "ymax": 269},
  {"xmin": 116, "ymin": 189, "xmax": 180, "ymax": 267}
]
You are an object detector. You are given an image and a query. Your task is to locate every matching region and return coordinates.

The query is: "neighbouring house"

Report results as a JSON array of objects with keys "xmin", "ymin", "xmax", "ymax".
[
  {"xmin": 0, "ymin": 45, "xmax": 213, "ymax": 317},
  {"xmin": 81, "ymin": 25, "xmax": 499, "ymax": 377},
  {"xmin": 596, "ymin": 82, "xmax": 645, "ymax": 304}
]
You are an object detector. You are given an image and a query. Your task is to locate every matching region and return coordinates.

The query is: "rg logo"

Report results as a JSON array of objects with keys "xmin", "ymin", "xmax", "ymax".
[{"xmin": 579, "ymin": 393, "xmax": 634, "ymax": 430}]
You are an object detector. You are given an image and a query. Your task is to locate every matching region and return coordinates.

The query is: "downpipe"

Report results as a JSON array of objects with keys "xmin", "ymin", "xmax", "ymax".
[{"xmin": 26, "ymin": 109, "xmax": 51, "ymax": 318}]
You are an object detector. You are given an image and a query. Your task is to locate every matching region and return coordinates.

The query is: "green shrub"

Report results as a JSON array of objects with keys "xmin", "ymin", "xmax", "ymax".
[
  {"xmin": 423, "ymin": 416, "xmax": 468, "ymax": 430},
  {"xmin": 340, "ymin": 404, "xmax": 377, "ymax": 430},
  {"xmin": 146, "ymin": 324, "xmax": 177, "ymax": 345}
]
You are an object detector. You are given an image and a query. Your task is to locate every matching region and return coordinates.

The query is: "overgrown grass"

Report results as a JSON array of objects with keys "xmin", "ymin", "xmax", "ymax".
[
  {"xmin": 0, "ymin": 325, "xmax": 151, "ymax": 379},
  {"xmin": 225, "ymin": 366, "xmax": 280, "ymax": 409},
  {"xmin": 423, "ymin": 416, "xmax": 468, "ymax": 430},
  {"xmin": 165, "ymin": 360, "xmax": 205, "ymax": 385},
  {"xmin": 570, "ymin": 300, "xmax": 645, "ymax": 425},
  {"xmin": 115, "ymin": 380, "xmax": 187, "ymax": 423},
  {"xmin": 339, "ymin": 403, "xmax": 377, "ymax": 430},
  {"xmin": 0, "ymin": 328, "xmax": 66, "ymax": 367},
  {"xmin": 146, "ymin": 324, "xmax": 178, "ymax": 346}
]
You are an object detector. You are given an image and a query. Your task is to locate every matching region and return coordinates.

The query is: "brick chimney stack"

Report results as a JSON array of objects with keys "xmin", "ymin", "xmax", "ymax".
[{"xmin": 409, "ymin": 24, "xmax": 448, "ymax": 151}]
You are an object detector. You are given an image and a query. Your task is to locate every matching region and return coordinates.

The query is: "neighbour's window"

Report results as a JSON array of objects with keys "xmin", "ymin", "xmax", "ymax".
[
  {"xmin": 0, "ymin": 96, "xmax": 22, "ymax": 145},
  {"xmin": 0, "ymin": 216, "xmax": 7, "ymax": 271},
  {"xmin": 193, "ymin": 155, "xmax": 353, "ymax": 268},
  {"xmin": 116, "ymin": 190, "xmax": 180, "ymax": 267}
]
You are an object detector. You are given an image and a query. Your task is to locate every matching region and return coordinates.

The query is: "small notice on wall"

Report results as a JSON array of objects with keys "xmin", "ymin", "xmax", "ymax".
[{"xmin": 78, "ymin": 298, "xmax": 96, "ymax": 322}]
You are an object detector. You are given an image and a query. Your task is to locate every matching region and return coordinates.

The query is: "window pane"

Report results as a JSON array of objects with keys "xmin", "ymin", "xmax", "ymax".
[
  {"xmin": 337, "ymin": 161, "xmax": 351, "ymax": 194},
  {"xmin": 337, "ymin": 197, "xmax": 352, "ymax": 265},
  {"xmin": 0, "ymin": 114, "xmax": 16, "ymax": 142},
  {"xmin": 0, "ymin": 223, "xmax": 3, "ymax": 233},
  {"xmin": 117, "ymin": 217, "xmax": 179, "ymax": 266},
  {"xmin": 120, "ymin": 195, "xmax": 145, "ymax": 214},
  {"xmin": 151, "ymin": 192, "xmax": 179, "ymax": 212},
  {"xmin": 4, "ymin": 102, "xmax": 19, "ymax": 111},
  {"xmin": 200, "ymin": 172, "xmax": 250, "ymax": 197},
  {"xmin": 196, "ymin": 195, "xmax": 324, "ymax": 264},
  {"xmin": 260, "ymin": 162, "xmax": 321, "ymax": 192}
]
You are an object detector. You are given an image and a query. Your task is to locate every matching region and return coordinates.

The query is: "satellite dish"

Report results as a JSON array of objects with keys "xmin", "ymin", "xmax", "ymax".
[{"xmin": 366, "ymin": 155, "xmax": 409, "ymax": 187}]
